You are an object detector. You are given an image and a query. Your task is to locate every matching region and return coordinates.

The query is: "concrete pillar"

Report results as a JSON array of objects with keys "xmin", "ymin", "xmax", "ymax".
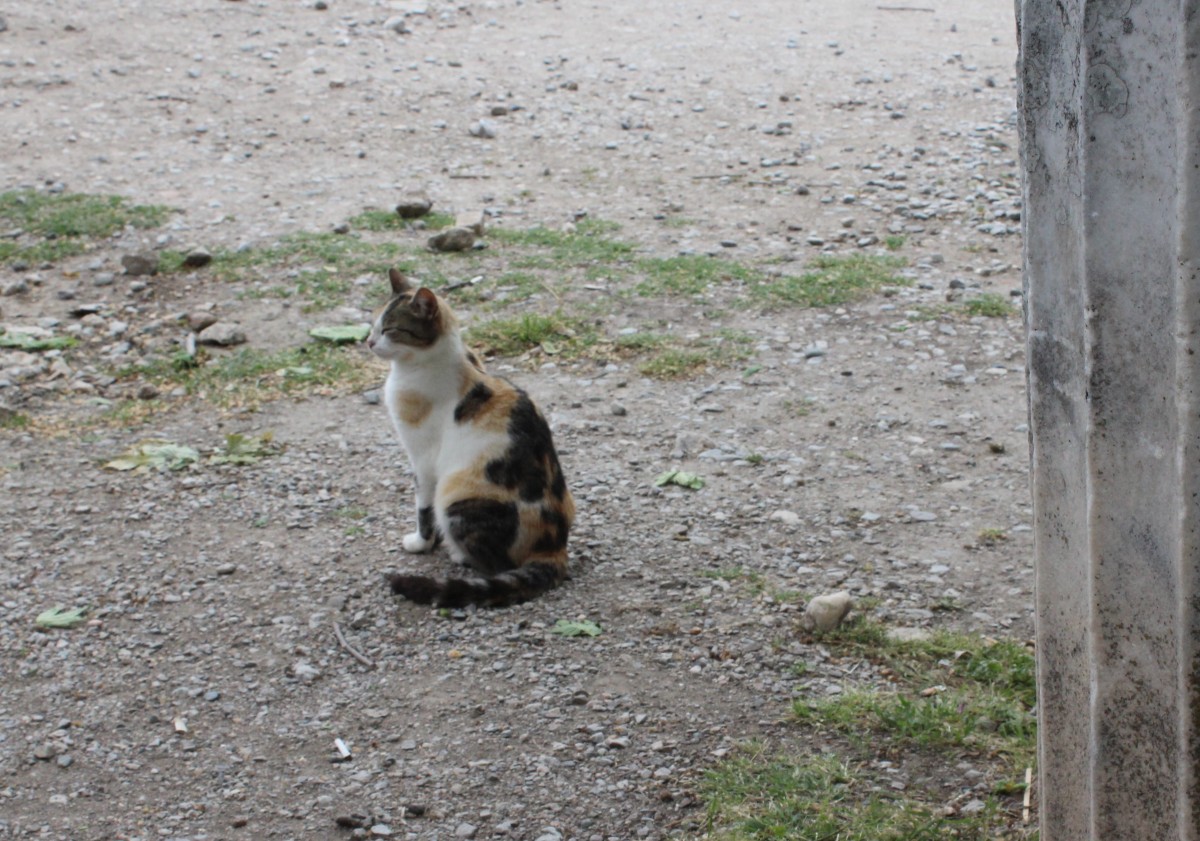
[{"xmin": 1017, "ymin": 1, "xmax": 1200, "ymax": 838}]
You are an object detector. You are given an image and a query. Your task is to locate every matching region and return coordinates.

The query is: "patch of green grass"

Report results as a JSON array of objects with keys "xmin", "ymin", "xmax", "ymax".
[
  {"xmin": 118, "ymin": 343, "xmax": 374, "ymax": 409},
  {"xmin": 349, "ymin": 208, "xmax": 456, "ymax": 232},
  {"xmin": 491, "ymin": 219, "xmax": 634, "ymax": 265},
  {"xmin": 636, "ymin": 329, "xmax": 755, "ymax": 380},
  {"xmin": 702, "ymin": 748, "xmax": 1003, "ymax": 841},
  {"xmin": 0, "ymin": 190, "xmax": 171, "ymax": 265},
  {"xmin": 701, "ymin": 628, "xmax": 1037, "ymax": 840},
  {"xmin": 638, "ymin": 348, "xmax": 708, "ymax": 378},
  {"xmin": 0, "ymin": 410, "xmax": 30, "ymax": 430},
  {"xmin": 884, "ymin": 235, "xmax": 907, "ymax": 251},
  {"xmin": 964, "ymin": 293, "xmax": 1015, "ymax": 318},
  {"xmin": 467, "ymin": 311, "xmax": 596, "ymax": 358},
  {"xmin": 634, "ymin": 255, "xmax": 763, "ymax": 297},
  {"xmin": 752, "ymin": 254, "xmax": 909, "ymax": 307},
  {"xmin": 661, "ymin": 216, "xmax": 698, "ymax": 229},
  {"xmin": 782, "ymin": 397, "xmax": 818, "ymax": 417}
]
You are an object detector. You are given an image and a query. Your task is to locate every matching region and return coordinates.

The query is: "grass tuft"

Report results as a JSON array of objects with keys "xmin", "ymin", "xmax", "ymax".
[
  {"xmin": 964, "ymin": 293, "xmax": 1015, "ymax": 318},
  {"xmin": 0, "ymin": 191, "xmax": 171, "ymax": 265},
  {"xmin": 467, "ymin": 311, "xmax": 596, "ymax": 358},
  {"xmin": 700, "ymin": 624, "xmax": 1037, "ymax": 840},
  {"xmin": 752, "ymin": 254, "xmax": 909, "ymax": 307}
]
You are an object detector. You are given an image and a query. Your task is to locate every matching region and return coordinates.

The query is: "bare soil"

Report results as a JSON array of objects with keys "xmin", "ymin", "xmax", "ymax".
[{"xmin": 0, "ymin": 1, "xmax": 1030, "ymax": 839}]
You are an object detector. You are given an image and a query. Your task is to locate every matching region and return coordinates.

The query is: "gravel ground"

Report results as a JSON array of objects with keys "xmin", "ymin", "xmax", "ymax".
[{"xmin": 1, "ymin": 1, "xmax": 1029, "ymax": 839}]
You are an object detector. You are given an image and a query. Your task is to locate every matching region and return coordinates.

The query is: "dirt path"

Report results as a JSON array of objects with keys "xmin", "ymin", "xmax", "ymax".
[{"xmin": 0, "ymin": 2, "xmax": 1028, "ymax": 839}]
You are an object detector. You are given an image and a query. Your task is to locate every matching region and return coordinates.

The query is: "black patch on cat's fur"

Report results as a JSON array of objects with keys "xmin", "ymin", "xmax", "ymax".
[
  {"xmin": 381, "ymin": 295, "xmax": 439, "ymax": 347},
  {"xmin": 549, "ymin": 466, "xmax": 567, "ymax": 501},
  {"xmin": 418, "ymin": 506, "xmax": 437, "ymax": 541},
  {"xmin": 446, "ymin": 498, "xmax": 518, "ymax": 575},
  {"xmin": 454, "ymin": 382, "xmax": 494, "ymax": 423},
  {"xmin": 532, "ymin": 508, "xmax": 570, "ymax": 554},
  {"xmin": 485, "ymin": 393, "xmax": 564, "ymax": 502},
  {"xmin": 388, "ymin": 562, "xmax": 566, "ymax": 608}
]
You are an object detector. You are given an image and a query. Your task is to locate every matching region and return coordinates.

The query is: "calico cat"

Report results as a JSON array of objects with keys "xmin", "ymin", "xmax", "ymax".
[{"xmin": 366, "ymin": 268, "xmax": 575, "ymax": 607}]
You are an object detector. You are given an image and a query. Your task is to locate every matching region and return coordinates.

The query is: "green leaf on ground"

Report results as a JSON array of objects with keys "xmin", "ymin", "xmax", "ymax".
[
  {"xmin": 309, "ymin": 324, "xmax": 370, "ymax": 344},
  {"xmin": 210, "ymin": 431, "xmax": 282, "ymax": 465},
  {"xmin": 654, "ymin": 470, "xmax": 705, "ymax": 490},
  {"xmin": 551, "ymin": 619, "xmax": 603, "ymax": 637},
  {"xmin": 104, "ymin": 441, "xmax": 201, "ymax": 472},
  {"xmin": 0, "ymin": 331, "xmax": 78, "ymax": 351},
  {"xmin": 36, "ymin": 606, "xmax": 89, "ymax": 629}
]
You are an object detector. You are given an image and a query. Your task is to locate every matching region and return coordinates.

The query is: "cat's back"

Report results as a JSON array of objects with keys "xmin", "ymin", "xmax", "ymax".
[{"xmin": 446, "ymin": 369, "xmax": 573, "ymax": 513}]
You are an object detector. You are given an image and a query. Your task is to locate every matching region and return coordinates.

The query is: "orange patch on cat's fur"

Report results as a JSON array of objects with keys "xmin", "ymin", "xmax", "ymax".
[
  {"xmin": 397, "ymin": 391, "xmax": 433, "ymax": 426},
  {"xmin": 437, "ymin": 461, "xmax": 511, "ymax": 507}
]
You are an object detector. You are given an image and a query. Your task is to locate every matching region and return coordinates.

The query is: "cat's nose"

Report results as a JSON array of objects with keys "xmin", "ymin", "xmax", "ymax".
[{"xmin": 367, "ymin": 337, "xmax": 376, "ymax": 349}]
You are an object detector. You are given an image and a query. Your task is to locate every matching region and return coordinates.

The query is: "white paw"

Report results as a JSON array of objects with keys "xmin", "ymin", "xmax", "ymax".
[
  {"xmin": 403, "ymin": 532, "xmax": 435, "ymax": 553},
  {"xmin": 448, "ymin": 545, "xmax": 468, "ymax": 565}
]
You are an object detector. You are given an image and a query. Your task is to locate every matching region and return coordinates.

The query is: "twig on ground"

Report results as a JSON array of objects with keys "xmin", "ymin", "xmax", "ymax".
[
  {"xmin": 334, "ymin": 621, "xmax": 376, "ymax": 669},
  {"xmin": 1022, "ymin": 766, "xmax": 1033, "ymax": 823}
]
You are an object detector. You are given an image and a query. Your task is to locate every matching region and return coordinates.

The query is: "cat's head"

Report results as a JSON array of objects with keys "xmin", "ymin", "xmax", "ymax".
[{"xmin": 367, "ymin": 268, "xmax": 456, "ymax": 362}]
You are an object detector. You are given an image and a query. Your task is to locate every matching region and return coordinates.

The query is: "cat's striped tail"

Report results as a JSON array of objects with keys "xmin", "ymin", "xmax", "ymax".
[{"xmin": 388, "ymin": 561, "xmax": 566, "ymax": 608}]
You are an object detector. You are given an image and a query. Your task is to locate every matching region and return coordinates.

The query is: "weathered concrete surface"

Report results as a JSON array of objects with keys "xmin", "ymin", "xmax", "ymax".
[{"xmin": 1018, "ymin": 1, "xmax": 1200, "ymax": 838}]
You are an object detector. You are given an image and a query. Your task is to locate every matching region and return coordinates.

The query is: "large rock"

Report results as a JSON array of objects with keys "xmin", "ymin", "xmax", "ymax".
[
  {"xmin": 197, "ymin": 322, "xmax": 247, "ymax": 347},
  {"xmin": 800, "ymin": 591, "xmax": 853, "ymax": 632}
]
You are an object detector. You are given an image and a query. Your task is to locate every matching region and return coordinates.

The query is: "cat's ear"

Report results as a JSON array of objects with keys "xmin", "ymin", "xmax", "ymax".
[
  {"xmin": 389, "ymin": 268, "xmax": 413, "ymax": 294},
  {"xmin": 410, "ymin": 287, "xmax": 439, "ymax": 321}
]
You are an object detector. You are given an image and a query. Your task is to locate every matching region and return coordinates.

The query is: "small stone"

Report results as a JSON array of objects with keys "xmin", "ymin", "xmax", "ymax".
[
  {"xmin": 910, "ymin": 510, "xmax": 937, "ymax": 522},
  {"xmin": 204, "ymin": 690, "xmax": 221, "ymax": 702},
  {"xmin": 363, "ymin": 389, "xmax": 382, "ymax": 405},
  {"xmin": 454, "ymin": 823, "xmax": 477, "ymax": 839},
  {"xmin": 187, "ymin": 312, "xmax": 218, "ymax": 333},
  {"xmin": 216, "ymin": 563, "xmax": 237, "ymax": 575},
  {"xmin": 428, "ymin": 227, "xmax": 476, "ymax": 252},
  {"xmin": 137, "ymin": 384, "xmax": 160, "ymax": 400},
  {"xmin": 231, "ymin": 816, "xmax": 250, "ymax": 828},
  {"xmin": 769, "ymin": 510, "xmax": 801, "ymax": 526},
  {"xmin": 33, "ymin": 744, "xmax": 55, "ymax": 760},
  {"xmin": 611, "ymin": 404, "xmax": 627, "ymax": 416},
  {"xmin": 395, "ymin": 198, "xmax": 432, "ymax": 219},
  {"xmin": 93, "ymin": 272, "xmax": 115, "ymax": 287},
  {"xmin": 961, "ymin": 799, "xmax": 987, "ymax": 815},
  {"xmin": 455, "ymin": 210, "xmax": 486, "ymax": 235},
  {"xmin": 333, "ymin": 222, "xmax": 350, "ymax": 234},
  {"xmin": 121, "ymin": 253, "xmax": 159, "ymax": 276},
  {"xmin": 383, "ymin": 15, "xmax": 410, "ymax": 34},
  {"xmin": 371, "ymin": 824, "xmax": 394, "ymax": 837},
  {"xmin": 801, "ymin": 591, "xmax": 854, "ymax": 632},
  {"xmin": 490, "ymin": 105, "xmax": 510, "ymax": 116},
  {"xmin": 2, "ymin": 279, "xmax": 29, "ymax": 296},
  {"xmin": 197, "ymin": 322, "xmax": 247, "ymax": 347},
  {"xmin": 795, "ymin": 184, "xmax": 811, "ymax": 195},
  {"xmin": 56, "ymin": 754, "xmax": 73, "ymax": 768},
  {"xmin": 468, "ymin": 120, "xmax": 497, "ymax": 139},
  {"xmin": 182, "ymin": 248, "xmax": 213, "ymax": 268}
]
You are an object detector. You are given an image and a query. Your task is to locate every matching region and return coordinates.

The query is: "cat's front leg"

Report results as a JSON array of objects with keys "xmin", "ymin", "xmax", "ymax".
[{"xmin": 402, "ymin": 474, "xmax": 440, "ymax": 553}]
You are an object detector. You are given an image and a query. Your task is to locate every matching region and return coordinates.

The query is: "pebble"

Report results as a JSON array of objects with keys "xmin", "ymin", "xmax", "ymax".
[
  {"xmin": 93, "ymin": 272, "xmax": 115, "ymax": 287},
  {"xmin": 468, "ymin": 120, "xmax": 497, "ymax": 139},
  {"xmin": 769, "ymin": 510, "xmax": 800, "ymax": 526},
  {"xmin": 2, "ymin": 279, "xmax": 29, "ymax": 296},
  {"xmin": 428, "ymin": 227, "xmax": 476, "ymax": 252},
  {"xmin": 197, "ymin": 322, "xmax": 248, "ymax": 346},
  {"xmin": 454, "ymin": 823, "xmax": 477, "ymax": 839},
  {"xmin": 182, "ymin": 247, "xmax": 213, "ymax": 268},
  {"xmin": 121, "ymin": 253, "xmax": 159, "ymax": 276},
  {"xmin": 395, "ymin": 198, "xmax": 432, "ymax": 219},
  {"xmin": 187, "ymin": 311, "xmax": 219, "ymax": 332},
  {"xmin": 802, "ymin": 591, "xmax": 854, "ymax": 632},
  {"xmin": 611, "ymin": 403, "xmax": 627, "ymax": 416}
]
